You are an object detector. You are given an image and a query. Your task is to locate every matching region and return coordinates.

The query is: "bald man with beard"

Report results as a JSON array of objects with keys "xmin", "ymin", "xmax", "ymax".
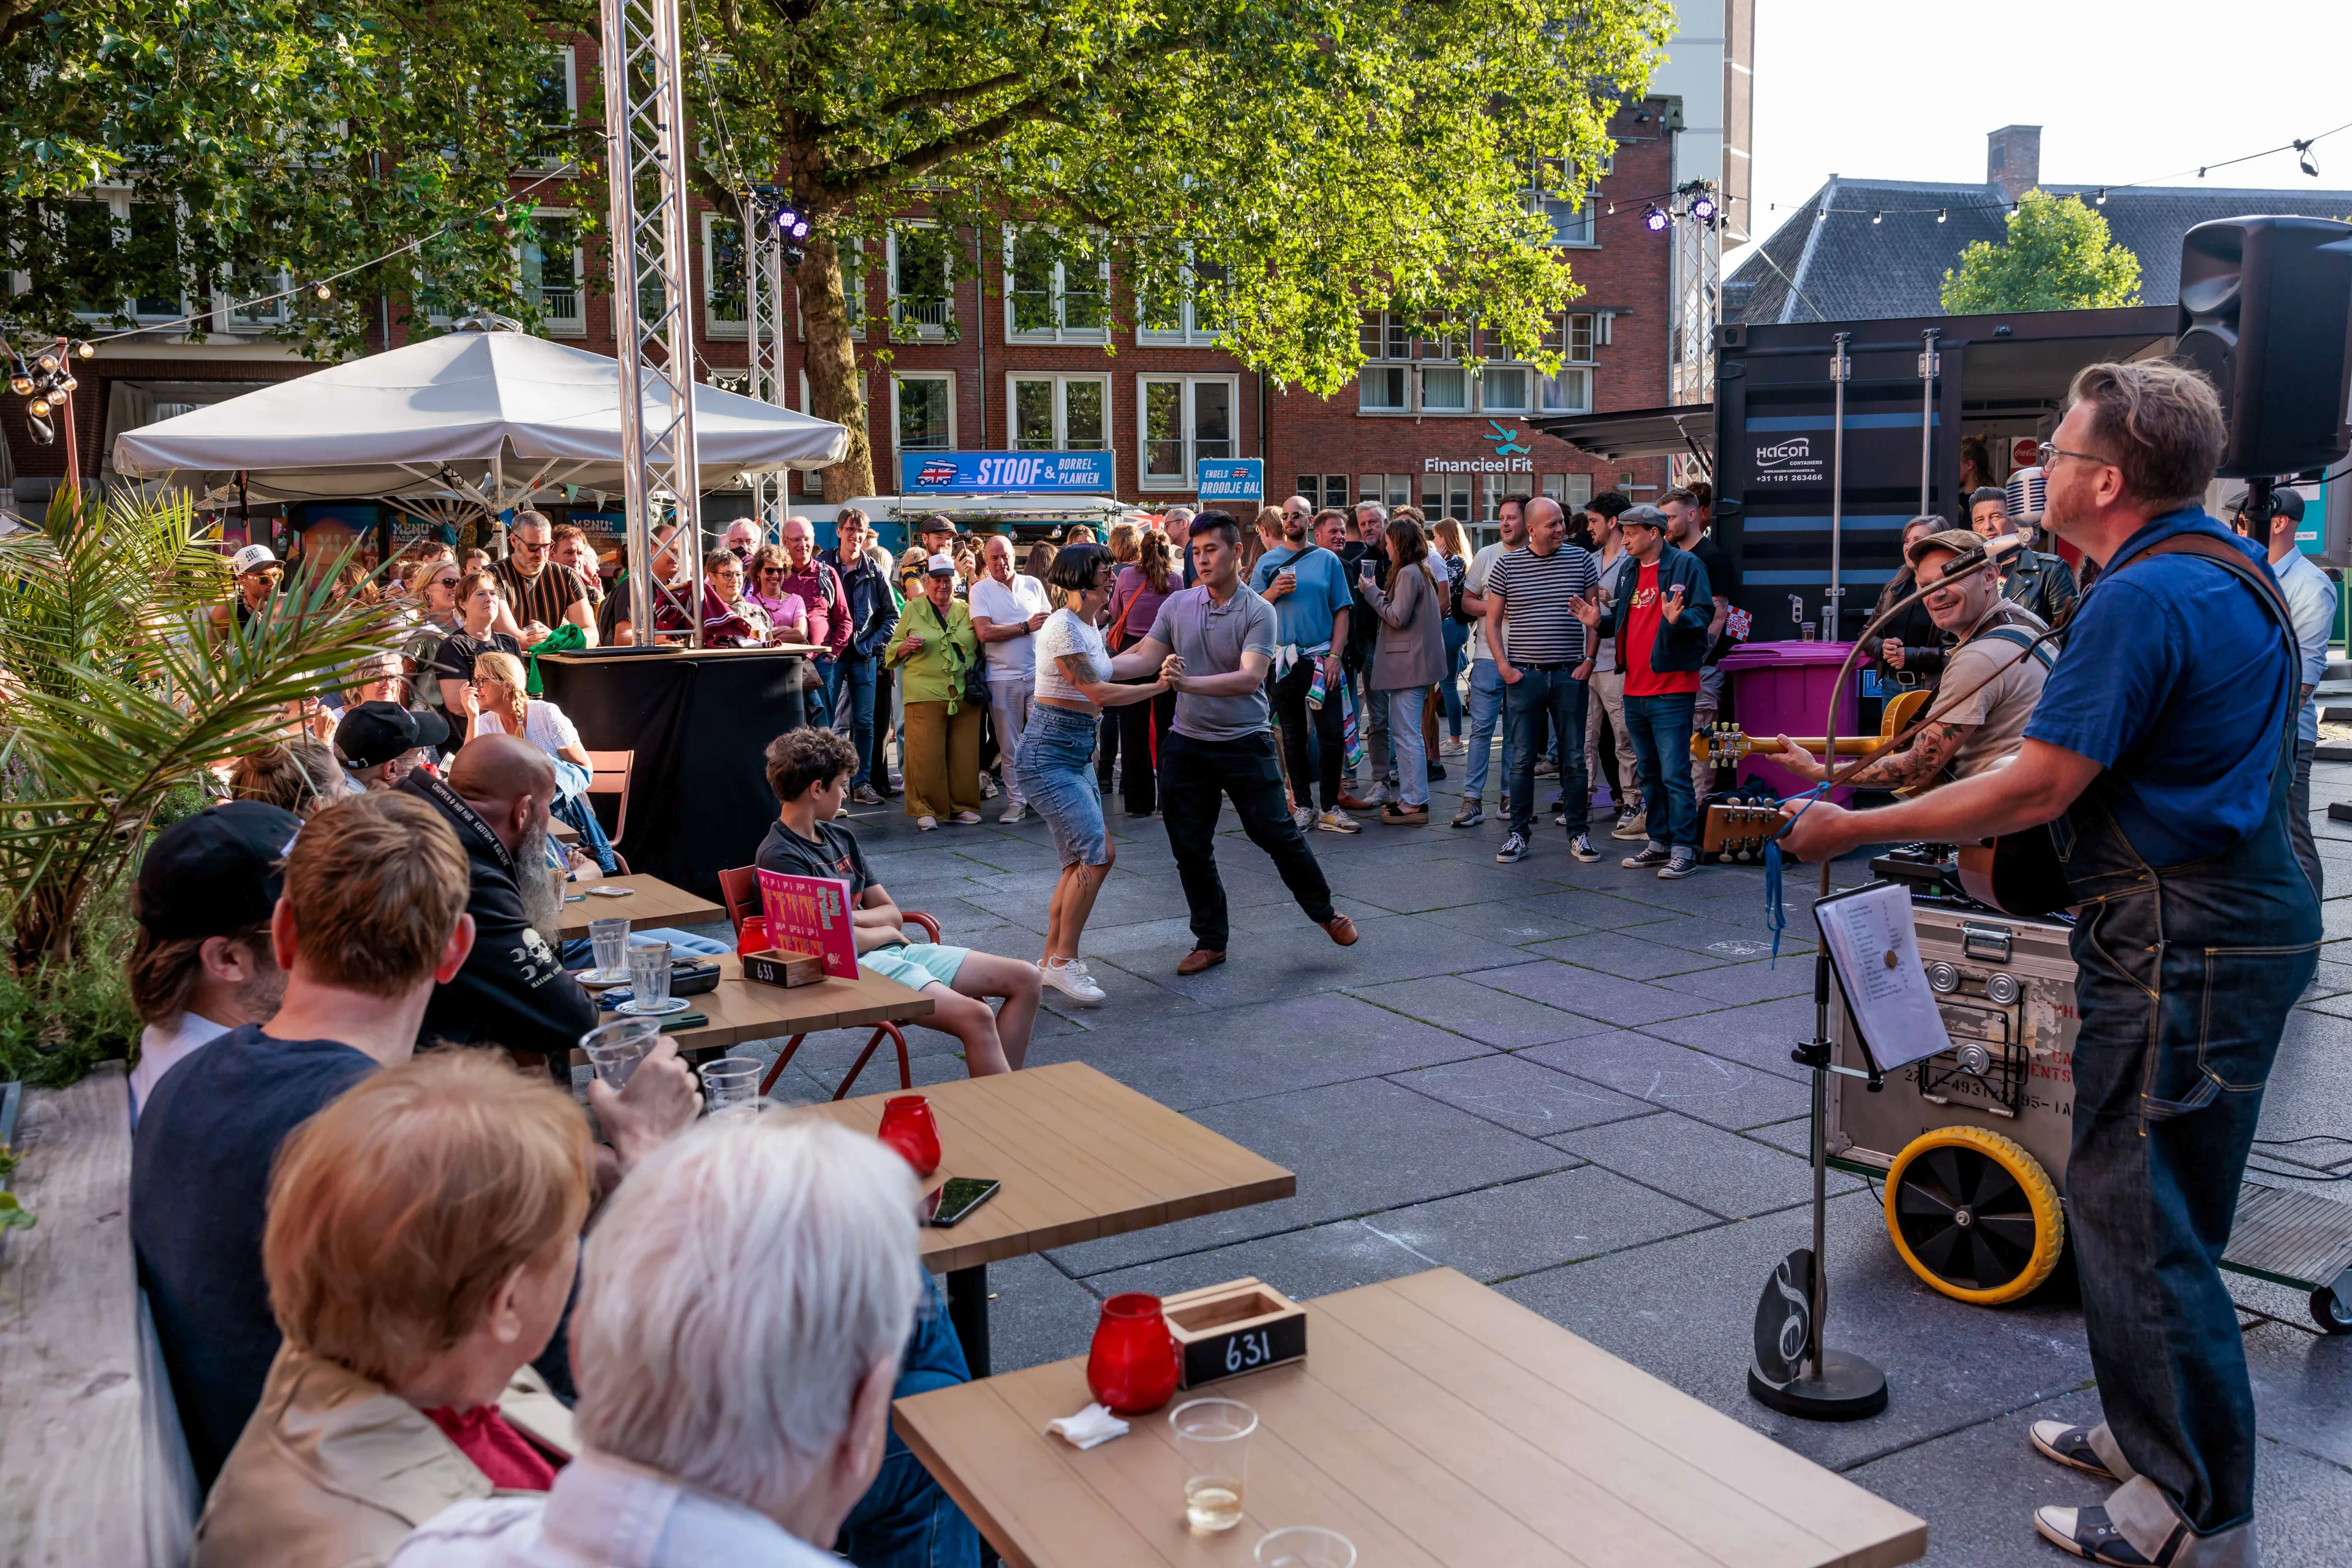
[{"xmin": 399, "ymin": 733, "xmax": 600, "ymax": 1069}]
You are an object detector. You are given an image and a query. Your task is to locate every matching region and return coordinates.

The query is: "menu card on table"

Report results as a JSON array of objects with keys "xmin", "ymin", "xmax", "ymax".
[{"xmin": 756, "ymin": 869, "xmax": 861, "ymax": 980}]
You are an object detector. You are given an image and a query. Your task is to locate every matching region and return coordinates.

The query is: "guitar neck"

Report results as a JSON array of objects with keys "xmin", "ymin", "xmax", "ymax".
[{"xmin": 1758, "ymin": 736, "xmax": 1885, "ymax": 756}]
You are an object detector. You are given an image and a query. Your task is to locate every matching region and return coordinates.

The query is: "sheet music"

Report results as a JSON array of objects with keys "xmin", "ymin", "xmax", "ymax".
[{"xmin": 1815, "ymin": 883, "xmax": 1953, "ymax": 1073}]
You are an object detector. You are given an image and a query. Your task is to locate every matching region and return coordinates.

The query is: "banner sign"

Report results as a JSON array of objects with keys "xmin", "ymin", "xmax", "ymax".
[
  {"xmin": 755, "ymin": 869, "xmax": 861, "ymax": 980},
  {"xmin": 898, "ymin": 450, "xmax": 1115, "ymax": 494},
  {"xmin": 1196, "ymin": 458, "xmax": 1264, "ymax": 502}
]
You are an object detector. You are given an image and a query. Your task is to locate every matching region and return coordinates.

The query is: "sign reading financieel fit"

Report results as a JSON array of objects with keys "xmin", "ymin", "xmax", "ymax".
[{"xmin": 898, "ymin": 451, "xmax": 1116, "ymax": 494}]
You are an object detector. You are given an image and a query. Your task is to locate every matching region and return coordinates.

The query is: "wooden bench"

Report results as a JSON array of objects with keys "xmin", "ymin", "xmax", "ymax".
[{"xmin": 0, "ymin": 1065, "xmax": 198, "ymax": 1566}]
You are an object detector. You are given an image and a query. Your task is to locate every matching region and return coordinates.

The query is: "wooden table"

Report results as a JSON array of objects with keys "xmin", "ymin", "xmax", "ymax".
[
  {"xmin": 806, "ymin": 1063, "xmax": 1295, "ymax": 1374},
  {"xmin": 895, "ymin": 1267, "xmax": 1926, "ymax": 1568},
  {"xmin": 556, "ymin": 872, "xmax": 725, "ymax": 938},
  {"xmin": 660, "ymin": 956, "xmax": 935, "ymax": 1056}
]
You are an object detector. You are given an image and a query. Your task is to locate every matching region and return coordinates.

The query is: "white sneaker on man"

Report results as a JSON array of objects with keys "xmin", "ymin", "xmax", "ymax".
[
  {"xmin": 1039, "ymin": 956, "xmax": 1106, "ymax": 1007},
  {"xmin": 1316, "ymin": 809, "xmax": 1361, "ymax": 834},
  {"xmin": 1294, "ymin": 805, "xmax": 1314, "ymax": 831}
]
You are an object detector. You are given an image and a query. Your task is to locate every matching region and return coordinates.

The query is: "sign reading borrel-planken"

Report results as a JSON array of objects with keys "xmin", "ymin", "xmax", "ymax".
[{"xmin": 897, "ymin": 450, "xmax": 1116, "ymax": 494}]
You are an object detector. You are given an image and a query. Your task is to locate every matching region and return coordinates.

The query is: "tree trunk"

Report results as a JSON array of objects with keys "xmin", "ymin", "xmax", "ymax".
[{"xmin": 799, "ymin": 232, "xmax": 875, "ymax": 501}]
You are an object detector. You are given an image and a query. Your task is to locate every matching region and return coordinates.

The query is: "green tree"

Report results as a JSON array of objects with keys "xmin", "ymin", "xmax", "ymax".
[
  {"xmin": 0, "ymin": 0, "xmax": 595, "ymax": 356},
  {"xmin": 1940, "ymin": 189, "xmax": 2143, "ymax": 315},
  {"xmin": 698, "ymin": 0, "xmax": 1673, "ymax": 497}
]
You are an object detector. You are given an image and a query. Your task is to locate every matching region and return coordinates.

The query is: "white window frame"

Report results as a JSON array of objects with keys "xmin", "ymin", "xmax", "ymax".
[
  {"xmin": 522, "ymin": 45, "xmax": 579, "ymax": 174},
  {"xmin": 1536, "ymin": 310, "xmax": 1602, "ymax": 416},
  {"xmin": 1002, "ymin": 227, "xmax": 1109, "ymax": 344},
  {"xmin": 701, "ymin": 209, "xmax": 747, "ymax": 339},
  {"xmin": 1137, "ymin": 246, "xmax": 1224, "ymax": 347},
  {"xmin": 1137, "ymin": 374, "xmax": 1238, "ymax": 492},
  {"xmin": 886, "ymin": 223, "xmax": 955, "ymax": 337},
  {"xmin": 522, "ymin": 209, "xmax": 586, "ymax": 336},
  {"xmin": 794, "ymin": 236, "xmax": 864, "ymax": 342},
  {"xmin": 889, "ymin": 370, "xmax": 957, "ymax": 456},
  {"xmin": 1006, "ymin": 372, "xmax": 1112, "ymax": 452},
  {"xmin": 214, "ymin": 262, "xmax": 291, "ymax": 332},
  {"xmin": 42, "ymin": 191, "xmax": 190, "ymax": 325},
  {"xmin": 1527, "ymin": 189, "xmax": 1598, "ymax": 248}
]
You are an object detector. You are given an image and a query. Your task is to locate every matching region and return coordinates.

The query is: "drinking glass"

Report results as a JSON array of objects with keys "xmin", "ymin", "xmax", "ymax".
[
  {"xmin": 1800, "ymin": 622, "xmax": 1819, "ymax": 641},
  {"xmin": 627, "ymin": 940, "xmax": 672, "ymax": 1009},
  {"xmin": 1169, "ymin": 1398, "xmax": 1256, "ymax": 1532},
  {"xmin": 579, "ymin": 1017, "xmax": 663, "ymax": 1088},
  {"xmin": 589, "ymin": 916, "xmax": 630, "ymax": 981},
  {"xmin": 1256, "ymin": 1528, "xmax": 1355, "ymax": 1568},
  {"xmin": 699, "ymin": 1057, "xmax": 763, "ymax": 1116}
]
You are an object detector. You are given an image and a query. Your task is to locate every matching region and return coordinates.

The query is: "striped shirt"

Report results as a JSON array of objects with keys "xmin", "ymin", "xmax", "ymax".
[
  {"xmin": 491, "ymin": 557, "xmax": 590, "ymax": 635},
  {"xmin": 1487, "ymin": 543, "xmax": 1599, "ymax": 666}
]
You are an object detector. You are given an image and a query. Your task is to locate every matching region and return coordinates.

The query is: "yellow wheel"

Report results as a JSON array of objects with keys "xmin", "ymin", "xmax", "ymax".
[{"xmin": 1883, "ymin": 1126, "xmax": 2064, "ymax": 1306}]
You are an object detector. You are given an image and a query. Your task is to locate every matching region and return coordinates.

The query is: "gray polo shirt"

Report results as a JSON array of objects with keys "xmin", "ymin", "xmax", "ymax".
[{"xmin": 1147, "ymin": 582, "xmax": 1279, "ymax": 741}]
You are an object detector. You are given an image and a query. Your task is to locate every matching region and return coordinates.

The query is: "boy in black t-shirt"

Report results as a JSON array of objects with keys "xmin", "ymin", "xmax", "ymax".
[{"xmin": 755, "ymin": 728, "xmax": 1042, "ymax": 1076}]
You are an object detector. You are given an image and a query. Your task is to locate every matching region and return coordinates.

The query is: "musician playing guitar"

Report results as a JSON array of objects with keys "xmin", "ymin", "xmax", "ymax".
[
  {"xmin": 1771, "ymin": 526, "xmax": 2052, "ymax": 793},
  {"xmin": 1780, "ymin": 361, "xmax": 2317, "ymax": 1568}
]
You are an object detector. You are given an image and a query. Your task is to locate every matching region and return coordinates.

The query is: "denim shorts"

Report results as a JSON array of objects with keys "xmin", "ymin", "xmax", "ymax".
[
  {"xmin": 859, "ymin": 941, "xmax": 969, "ymax": 991},
  {"xmin": 1016, "ymin": 702, "xmax": 1110, "ymax": 868}
]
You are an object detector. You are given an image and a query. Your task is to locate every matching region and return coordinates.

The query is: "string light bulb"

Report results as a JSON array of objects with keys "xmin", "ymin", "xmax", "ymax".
[
  {"xmin": 75, "ymin": 340, "xmax": 93, "ymax": 359},
  {"xmin": 28, "ymin": 396, "xmax": 50, "ymax": 417},
  {"xmin": 7, "ymin": 374, "xmax": 29, "ymax": 396},
  {"xmin": 2095, "ymin": 188, "xmax": 2109, "ymax": 205},
  {"xmin": 313, "ymin": 281, "xmax": 334, "ymax": 301},
  {"xmin": 1937, "ymin": 208, "xmax": 1948, "ymax": 223},
  {"xmin": 1872, "ymin": 211, "xmax": 1883, "ymax": 225},
  {"xmin": 36, "ymin": 352, "xmax": 57, "ymax": 372},
  {"xmin": 57, "ymin": 375, "xmax": 76, "ymax": 392}
]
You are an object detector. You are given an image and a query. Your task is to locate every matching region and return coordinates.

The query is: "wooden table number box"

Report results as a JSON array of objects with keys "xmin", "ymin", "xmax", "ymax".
[
  {"xmin": 1163, "ymin": 1278, "xmax": 1306, "ymax": 1389},
  {"xmin": 739, "ymin": 948, "xmax": 826, "ymax": 989}
]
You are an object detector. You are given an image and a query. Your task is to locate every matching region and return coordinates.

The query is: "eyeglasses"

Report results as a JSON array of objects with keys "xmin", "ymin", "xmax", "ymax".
[
  {"xmin": 2037, "ymin": 441, "xmax": 2113, "ymax": 470},
  {"xmin": 516, "ymin": 537, "xmax": 549, "ymax": 554},
  {"xmin": 431, "ymin": 575, "xmax": 460, "ymax": 589}
]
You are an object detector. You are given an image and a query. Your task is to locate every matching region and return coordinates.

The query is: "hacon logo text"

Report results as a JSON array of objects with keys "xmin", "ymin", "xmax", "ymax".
[{"xmin": 1751, "ymin": 436, "xmax": 1826, "ymax": 486}]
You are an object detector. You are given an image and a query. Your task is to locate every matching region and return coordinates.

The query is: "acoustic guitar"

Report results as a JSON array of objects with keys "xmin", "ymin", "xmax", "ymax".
[{"xmin": 1687, "ymin": 688, "xmax": 1932, "ymax": 769}]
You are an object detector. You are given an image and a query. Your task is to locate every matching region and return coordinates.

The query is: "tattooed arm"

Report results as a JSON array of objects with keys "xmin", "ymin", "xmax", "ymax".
[{"xmin": 1771, "ymin": 720, "xmax": 1970, "ymax": 791}]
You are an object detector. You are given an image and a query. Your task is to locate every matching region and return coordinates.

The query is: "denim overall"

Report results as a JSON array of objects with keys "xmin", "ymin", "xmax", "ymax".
[{"xmin": 2049, "ymin": 537, "xmax": 2318, "ymax": 1567}]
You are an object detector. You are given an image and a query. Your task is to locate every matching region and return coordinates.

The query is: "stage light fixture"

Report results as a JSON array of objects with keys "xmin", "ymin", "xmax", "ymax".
[
  {"xmin": 1643, "ymin": 205, "xmax": 1670, "ymax": 232},
  {"xmin": 1689, "ymin": 193, "xmax": 1717, "ymax": 221}
]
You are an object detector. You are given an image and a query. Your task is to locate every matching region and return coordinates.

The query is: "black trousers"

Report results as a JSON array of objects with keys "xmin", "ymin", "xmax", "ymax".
[
  {"xmin": 1270, "ymin": 657, "xmax": 1345, "ymax": 813},
  {"xmin": 1114, "ymin": 683, "xmax": 1175, "ymax": 814},
  {"xmin": 1161, "ymin": 731, "xmax": 1336, "ymax": 953}
]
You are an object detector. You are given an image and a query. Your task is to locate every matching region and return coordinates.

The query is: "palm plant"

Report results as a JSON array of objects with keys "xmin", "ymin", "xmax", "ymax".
[{"xmin": 0, "ymin": 488, "xmax": 402, "ymax": 986}]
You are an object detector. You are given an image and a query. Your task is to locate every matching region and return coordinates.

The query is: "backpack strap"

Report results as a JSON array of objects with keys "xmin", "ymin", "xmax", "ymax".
[{"xmin": 1975, "ymin": 624, "xmax": 2058, "ymax": 671}]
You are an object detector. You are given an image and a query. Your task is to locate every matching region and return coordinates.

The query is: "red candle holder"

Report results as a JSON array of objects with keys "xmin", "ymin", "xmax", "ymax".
[
  {"xmin": 1087, "ymin": 1293, "xmax": 1182, "ymax": 1415},
  {"xmin": 876, "ymin": 1095, "xmax": 941, "ymax": 1177},
  {"xmin": 737, "ymin": 916, "xmax": 769, "ymax": 954}
]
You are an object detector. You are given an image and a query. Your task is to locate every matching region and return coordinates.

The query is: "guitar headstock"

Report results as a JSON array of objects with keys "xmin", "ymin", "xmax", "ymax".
[
  {"xmin": 1689, "ymin": 722, "xmax": 1758, "ymax": 766},
  {"xmin": 1703, "ymin": 801, "xmax": 1783, "ymax": 863}
]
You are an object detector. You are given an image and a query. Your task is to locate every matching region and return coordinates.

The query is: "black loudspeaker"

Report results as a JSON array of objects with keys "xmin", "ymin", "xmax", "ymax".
[{"xmin": 2176, "ymin": 216, "xmax": 2352, "ymax": 478}]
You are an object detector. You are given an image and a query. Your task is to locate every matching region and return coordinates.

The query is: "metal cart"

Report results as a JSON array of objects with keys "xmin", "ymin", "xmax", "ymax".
[{"xmin": 1825, "ymin": 881, "xmax": 2352, "ymax": 1333}]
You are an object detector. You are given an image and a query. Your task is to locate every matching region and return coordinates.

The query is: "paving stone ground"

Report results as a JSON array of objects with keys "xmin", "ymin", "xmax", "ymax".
[{"xmin": 693, "ymin": 746, "xmax": 2352, "ymax": 1566}]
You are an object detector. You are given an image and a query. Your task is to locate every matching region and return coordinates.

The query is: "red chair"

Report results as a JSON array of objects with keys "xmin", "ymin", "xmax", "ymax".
[{"xmin": 716, "ymin": 865, "xmax": 940, "ymax": 1101}]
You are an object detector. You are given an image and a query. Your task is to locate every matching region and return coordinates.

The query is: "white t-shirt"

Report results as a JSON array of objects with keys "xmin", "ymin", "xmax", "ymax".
[
  {"xmin": 1032, "ymin": 608, "xmax": 1112, "ymax": 706},
  {"xmin": 967, "ymin": 573, "xmax": 1052, "ymax": 679},
  {"xmin": 1466, "ymin": 542, "xmax": 1509, "ymax": 663},
  {"xmin": 129, "ymin": 1012, "xmax": 234, "ymax": 1123},
  {"xmin": 472, "ymin": 699, "xmax": 582, "ymax": 761}
]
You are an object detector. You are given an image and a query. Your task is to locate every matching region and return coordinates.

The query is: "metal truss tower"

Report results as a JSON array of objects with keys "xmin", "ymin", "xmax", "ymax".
[
  {"xmin": 601, "ymin": 0, "xmax": 705, "ymax": 644},
  {"xmin": 742, "ymin": 192, "xmax": 791, "ymax": 535},
  {"xmin": 1669, "ymin": 179, "xmax": 1723, "ymax": 486}
]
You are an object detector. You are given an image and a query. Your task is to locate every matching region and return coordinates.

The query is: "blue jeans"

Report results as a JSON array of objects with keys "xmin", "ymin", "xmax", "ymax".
[
  {"xmin": 1016, "ymin": 703, "xmax": 1110, "ymax": 867},
  {"xmin": 835, "ymin": 1273, "xmax": 981, "ymax": 1568},
  {"xmin": 1623, "ymin": 692, "xmax": 1699, "ymax": 853},
  {"xmin": 805, "ymin": 656, "xmax": 835, "ymax": 728},
  {"xmin": 832, "ymin": 651, "xmax": 881, "ymax": 786},
  {"xmin": 1464, "ymin": 660, "xmax": 1513, "ymax": 804},
  {"xmin": 2051, "ymin": 716, "xmax": 2318, "ymax": 1561},
  {"xmin": 1385, "ymin": 685, "xmax": 1430, "ymax": 807},
  {"xmin": 1505, "ymin": 667, "xmax": 1588, "ymax": 840},
  {"xmin": 1439, "ymin": 620, "xmax": 1469, "ymax": 734}
]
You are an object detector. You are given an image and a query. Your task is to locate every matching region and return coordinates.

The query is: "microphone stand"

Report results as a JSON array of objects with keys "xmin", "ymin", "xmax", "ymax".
[{"xmin": 1748, "ymin": 533, "xmax": 2021, "ymax": 1422}]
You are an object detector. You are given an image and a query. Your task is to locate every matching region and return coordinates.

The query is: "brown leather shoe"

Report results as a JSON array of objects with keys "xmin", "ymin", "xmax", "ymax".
[
  {"xmin": 1177, "ymin": 948, "xmax": 1226, "ymax": 976},
  {"xmin": 1322, "ymin": 914, "xmax": 1359, "ymax": 946},
  {"xmin": 1380, "ymin": 803, "xmax": 1429, "ymax": 826},
  {"xmin": 1335, "ymin": 792, "xmax": 1379, "ymax": 812}
]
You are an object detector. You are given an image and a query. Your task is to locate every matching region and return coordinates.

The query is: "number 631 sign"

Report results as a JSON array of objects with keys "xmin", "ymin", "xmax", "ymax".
[{"xmin": 1162, "ymin": 1277, "xmax": 1310, "ymax": 1391}]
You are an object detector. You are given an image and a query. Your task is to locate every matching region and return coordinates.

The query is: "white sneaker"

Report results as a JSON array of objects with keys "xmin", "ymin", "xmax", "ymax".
[
  {"xmin": 1039, "ymin": 956, "xmax": 1107, "ymax": 1007},
  {"xmin": 1294, "ymin": 806, "xmax": 1314, "ymax": 831},
  {"xmin": 1000, "ymin": 804, "xmax": 1027, "ymax": 824},
  {"xmin": 1316, "ymin": 809, "xmax": 1361, "ymax": 834}
]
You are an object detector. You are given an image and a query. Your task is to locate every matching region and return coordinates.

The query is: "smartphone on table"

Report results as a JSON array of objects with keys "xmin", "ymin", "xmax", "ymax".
[{"xmin": 922, "ymin": 1176, "xmax": 1001, "ymax": 1227}]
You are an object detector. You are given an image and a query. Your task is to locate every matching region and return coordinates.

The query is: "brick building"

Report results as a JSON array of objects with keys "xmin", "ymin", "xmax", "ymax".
[{"xmin": 3, "ymin": 43, "xmax": 1704, "ymax": 556}]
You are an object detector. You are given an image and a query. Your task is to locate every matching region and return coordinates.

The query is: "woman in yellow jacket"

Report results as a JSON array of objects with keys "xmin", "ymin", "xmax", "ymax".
[{"xmin": 887, "ymin": 552, "xmax": 984, "ymax": 829}]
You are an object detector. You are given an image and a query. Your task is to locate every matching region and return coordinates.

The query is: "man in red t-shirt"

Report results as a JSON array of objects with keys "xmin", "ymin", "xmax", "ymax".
[{"xmin": 1574, "ymin": 505, "xmax": 1712, "ymax": 878}]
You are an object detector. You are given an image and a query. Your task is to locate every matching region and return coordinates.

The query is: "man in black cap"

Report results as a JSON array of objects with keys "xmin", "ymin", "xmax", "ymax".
[
  {"xmin": 331, "ymin": 699, "xmax": 419, "ymax": 791},
  {"xmin": 126, "ymin": 801, "xmax": 297, "ymax": 1120}
]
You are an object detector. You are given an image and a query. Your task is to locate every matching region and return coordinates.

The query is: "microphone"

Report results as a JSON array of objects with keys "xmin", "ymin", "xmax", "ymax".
[{"xmin": 1940, "ymin": 532, "xmax": 2024, "ymax": 579}]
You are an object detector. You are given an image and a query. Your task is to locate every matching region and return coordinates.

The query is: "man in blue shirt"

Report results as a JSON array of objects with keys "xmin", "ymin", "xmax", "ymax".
[
  {"xmin": 2233, "ymin": 486, "xmax": 2335, "ymax": 900},
  {"xmin": 1784, "ymin": 361, "xmax": 2316, "ymax": 1568},
  {"xmin": 1252, "ymin": 496, "xmax": 1357, "ymax": 831}
]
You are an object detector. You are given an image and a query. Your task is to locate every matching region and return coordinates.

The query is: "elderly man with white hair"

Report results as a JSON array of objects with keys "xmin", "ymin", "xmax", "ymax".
[{"xmin": 390, "ymin": 1116, "xmax": 979, "ymax": 1568}]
